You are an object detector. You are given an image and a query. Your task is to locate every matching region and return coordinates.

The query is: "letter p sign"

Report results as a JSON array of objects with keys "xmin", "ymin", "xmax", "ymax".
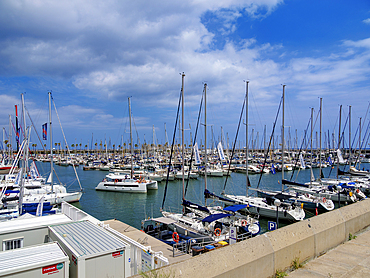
[{"xmin": 268, "ymin": 221, "xmax": 277, "ymax": 231}]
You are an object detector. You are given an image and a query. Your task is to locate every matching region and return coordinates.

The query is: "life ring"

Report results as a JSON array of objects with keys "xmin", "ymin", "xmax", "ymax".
[
  {"xmin": 172, "ymin": 232, "xmax": 179, "ymax": 243},
  {"xmin": 356, "ymin": 189, "xmax": 360, "ymax": 193},
  {"xmin": 322, "ymin": 197, "xmax": 326, "ymax": 203},
  {"xmin": 214, "ymin": 228, "xmax": 222, "ymax": 237},
  {"xmin": 114, "ymin": 179, "xmax": 118, "ymax": 183},
  {"xmin": 241, "ymin": 219, "xmax": 247, "ymax": 227}
]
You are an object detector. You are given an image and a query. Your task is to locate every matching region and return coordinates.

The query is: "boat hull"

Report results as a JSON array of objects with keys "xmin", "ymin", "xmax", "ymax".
[{"xmin": 95, "ymin": 181, "xmax": 148, "ymax": 193}]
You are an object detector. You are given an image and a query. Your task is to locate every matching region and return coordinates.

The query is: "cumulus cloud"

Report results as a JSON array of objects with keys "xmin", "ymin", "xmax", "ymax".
[
  {"xmin": 363, "ymin": 18, "xmax": 370, "ymax": 24},
  {"xmin": 0, "ymin": 0, "xmax": 369, "ymax": 142}
]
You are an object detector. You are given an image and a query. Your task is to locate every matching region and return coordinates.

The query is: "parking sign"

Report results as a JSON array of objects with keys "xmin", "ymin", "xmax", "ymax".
[{"xmin": 268, "ymin": 221, "xmax": 277, "ymax": 231}]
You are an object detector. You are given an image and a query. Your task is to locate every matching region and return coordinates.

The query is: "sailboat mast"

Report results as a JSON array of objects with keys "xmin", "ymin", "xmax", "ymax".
[
  {"xmin": 358, "ymin": 117, "xmax": 362, "ymax": 169},
  {"xmin": 48, "ymin": 92, "xmax": 54, "ymax": 191},
  {"xmin": 181, "ymin": 73, "xmax": 185, "ymax": 200},
  {"xmin": 245, "ymin": 81, "xmax": 249, "ymax": 195},
  {"xmin": 319, "ymin": 98, "xmax": 322, "ymax": 179},
  {"xmin": 8, "ymin": 115, "xmax": 12, "ymax": 158},
  {"xmin": 281, "ymin": 85, "xmax": 285, "ymax": 191},
  {"xmin": 129, "ymin": 97, "xmax": 133, "ymax": 179},
  {"xmin": 337, "ymin": 105, "xmax": 342, "ymax": 179},
  {"xmin": 204, "ymin": 83, "xmax": 207, "ymax": 203},
  {"xmin": 310, "ymin": 107, "xmax": 314, "ymax": 185},
  {"xmin": 21, "ymin": 94, "xmax": 29, "ymax": 186},
  {"xmin": 349, "ymin": 105, "xmax": 351, "ymax": 167}
]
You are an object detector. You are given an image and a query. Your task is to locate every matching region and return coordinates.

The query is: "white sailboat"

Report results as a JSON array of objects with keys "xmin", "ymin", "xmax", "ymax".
[
  {"xmin": 211, "ymin": 83, "xmax": 305, "ymax": 222},
  {"xmin": 95, "ymin": 97, "xmax": 158, "ymax": 193},
  {"xmin": 2, "ymin": 93, "xmax": 83, "ymax": 209}
]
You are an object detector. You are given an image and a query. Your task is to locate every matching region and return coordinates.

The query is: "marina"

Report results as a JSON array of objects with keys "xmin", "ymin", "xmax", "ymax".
[
  {"xmin": 1, "ymin": 153, "xmax": 368, "ymax": 277},
  {"xmin": 32, "ymin": 156, "xmax": 370, "ymax": 233},
  {"xmin": 1, "ymin": 1, "xmax": 370, "ymax": 277}
]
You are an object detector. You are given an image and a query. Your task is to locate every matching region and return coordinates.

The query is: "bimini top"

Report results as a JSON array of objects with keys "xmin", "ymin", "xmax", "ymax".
[
  {"xmin": 49, "ymin": 220, "xmax": 127, "ymax": 258},
  {"xmin": 222, "ymin": 204, "xmax": 248, "ymax": 212},
  {"xmin": 202, "ymin": 213, "xmax": 231, "ymax": 223}
]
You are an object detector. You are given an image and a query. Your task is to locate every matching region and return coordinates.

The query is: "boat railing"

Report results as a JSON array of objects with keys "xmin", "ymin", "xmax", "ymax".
[
  {"xmin": 237, "ymin": 231, "xmax": 252, "ymax": 242},
  {"xmin": 172, "ymin": 236, "xmax": 214, "ymax": 257},
  {"xmin": 172, "ymin": 240, "xmax": 189, "ymax": 257}
]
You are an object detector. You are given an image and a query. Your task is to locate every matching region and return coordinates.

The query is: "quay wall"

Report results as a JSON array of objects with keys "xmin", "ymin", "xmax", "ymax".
[{"xmin": 147, "ymin": 199, "xmax": 370, "ymax": 278}]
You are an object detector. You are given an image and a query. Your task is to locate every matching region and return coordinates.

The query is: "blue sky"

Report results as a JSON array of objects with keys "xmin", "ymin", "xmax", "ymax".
[{"xmin": 0, "ymin": 0, "xmax": 370, "ymax": 151}]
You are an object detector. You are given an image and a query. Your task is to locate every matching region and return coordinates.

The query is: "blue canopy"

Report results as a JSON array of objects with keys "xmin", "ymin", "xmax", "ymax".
[
  {"xmin": 223, "ymin": 204, "xmax": 248, "ymax": 212},
  {"xmin": 202, "ymin": 213, "xmax": 231, "ymax": 223}
]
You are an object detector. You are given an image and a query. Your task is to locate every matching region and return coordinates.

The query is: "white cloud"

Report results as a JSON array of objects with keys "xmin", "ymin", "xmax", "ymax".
[
  {"xmin": 1, "ymin": 0, "xmax": 370, "ymax": 142},
  {"xmin": 363, "ymin": 18, "xmax": 370, "ymax": 24}
]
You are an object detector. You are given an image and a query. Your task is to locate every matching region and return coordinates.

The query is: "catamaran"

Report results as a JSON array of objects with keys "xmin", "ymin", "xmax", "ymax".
[{"xmin": 95, "ymin": 97, "xmax": 158, "ymax": 193}]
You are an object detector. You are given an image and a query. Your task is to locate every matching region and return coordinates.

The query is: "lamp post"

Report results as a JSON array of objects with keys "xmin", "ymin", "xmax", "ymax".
[{"xmin": 274, "ymin": 199, "xmax": 281, "ymax": 229}]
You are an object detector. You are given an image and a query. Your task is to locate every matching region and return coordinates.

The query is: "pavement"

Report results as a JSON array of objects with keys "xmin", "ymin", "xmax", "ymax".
[
  {"xmin": 288, "ymin": 226, "xmax": 370, "ymax": 277},
  {"xmin": 104, "ymin": 219, "xmax": 192, "ymax": 265}
]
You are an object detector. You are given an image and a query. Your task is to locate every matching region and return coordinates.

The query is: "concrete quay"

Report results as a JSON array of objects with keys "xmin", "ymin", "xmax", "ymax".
[
  {"xmin": 135, "ymin": 198, "xmax": 370, "ymax": 278},
  {"xmin": 288, "ymin": 225, "xmax": 370, "ymax": 277},
  {"xmin": 104, "ymin": 219, "xmax": 192, "ymax": 265}
]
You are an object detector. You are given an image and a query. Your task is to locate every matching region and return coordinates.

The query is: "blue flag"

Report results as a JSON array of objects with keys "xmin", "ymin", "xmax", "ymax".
[{"xmin": 42, "ymin": 123, "xmax": 47, "ymax": 140}]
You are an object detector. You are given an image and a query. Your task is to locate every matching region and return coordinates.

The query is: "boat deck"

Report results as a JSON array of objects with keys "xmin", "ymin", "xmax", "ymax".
[{"xmin": 103, "ymin": 219, "xmax": 192, "ymax": 264}]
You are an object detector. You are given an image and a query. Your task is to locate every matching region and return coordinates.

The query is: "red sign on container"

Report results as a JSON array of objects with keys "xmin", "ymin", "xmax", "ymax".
[
  {"xmin": 42, "ymin": 263, "xmax": 63, "ymax": 275},
  {"xmin": 42, "ymin": 264, "xmax": 57, "ymax": 274},
  {"xmin": 112, "ymin": 251, "xmax": 123, "ymax": 258}
]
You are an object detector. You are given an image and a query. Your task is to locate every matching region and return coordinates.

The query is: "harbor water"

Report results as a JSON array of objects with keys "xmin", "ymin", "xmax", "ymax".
[{"xmin": 35, "ymin": 161, "xmax": 369, "ymax": 233}]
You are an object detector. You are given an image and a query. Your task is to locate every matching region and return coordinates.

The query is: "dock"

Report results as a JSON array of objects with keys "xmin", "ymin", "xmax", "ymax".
[{"xmin": 103, "ymin": 219, "xmax": 192, "ymax": 264}]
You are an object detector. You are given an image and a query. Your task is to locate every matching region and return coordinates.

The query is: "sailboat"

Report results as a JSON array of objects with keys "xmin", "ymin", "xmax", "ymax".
[
  {"xmin": 0, "ymin": 126, "xmax": 58, "ymax": 218},
  {"xmin": 26, "ymin": 92, "xmax": 83, "ymax": 205},
  {"xmin": 95, "ymin": 97, "xmax": 158, "ymax": 193},
  {"xmin": 182, "ymin": 83, "xmax": 260, "ymax": 236},
  {"xmin": 145, "ymin": 76, "xmax": 238, "ymax": 244},
  {"xmin": 1, "ymin": 93, "xmax": 83, "ymax": 208},
  {"xmin": 261, "ymin": 101, "xmax": 335, "ymax": 213},
  {"xmin": 285, "ymin": 104, "xmax": 363, "ymax": 203},
  {"xmin": 208, "ymin": 83, "xmax": 305, "ymax": 222}
]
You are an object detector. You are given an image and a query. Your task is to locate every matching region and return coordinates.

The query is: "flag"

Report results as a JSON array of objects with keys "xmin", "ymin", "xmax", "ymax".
[
  {"xmin": 193, "ymin": 142, "xmax": 201, "ymax": 165},
  {"xmin": 270, "ymin": 164, "xmax": 276, "ymax": 174},
  {"xmin": 299, "ymin": 153, "xmax": 305, "ymax": 169},
  {"xmin": 36, "ymin": 196, "xmax": 45, "ymax": 217},
  {"xmin": 42, "ymin": 123, "xmax": 47, "ymax": 140},
  {"xmin": 217, "ymin": 142, "xmax": 226, "ymax": 161}
]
